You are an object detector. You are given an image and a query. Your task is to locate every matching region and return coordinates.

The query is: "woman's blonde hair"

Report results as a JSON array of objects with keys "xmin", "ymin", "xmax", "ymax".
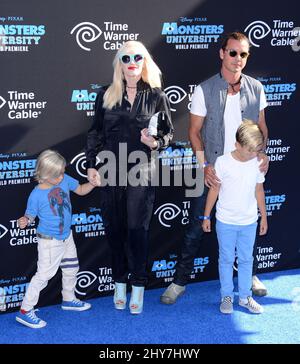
[
  {"xmin": 35, "ymin": 149, "xmax": 66, "ymax": 183},
  {"xmin": 236, "ymin": 120, "xmax": 264, "ymax": 151},
  {"xmin": 103, "ymin": 40, "xmax": 162, "ymax": 109}
]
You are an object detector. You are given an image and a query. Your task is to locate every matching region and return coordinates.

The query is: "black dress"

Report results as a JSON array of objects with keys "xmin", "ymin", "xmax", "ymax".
[{"xmin": 86, "ymin": 79, "xmax": 173, "ymax": 286}]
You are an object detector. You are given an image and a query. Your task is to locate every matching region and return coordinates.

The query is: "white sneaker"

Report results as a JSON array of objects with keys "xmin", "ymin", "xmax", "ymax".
[
  {"xmin": 252, "ymin": 275, "xmax": 267, "ymax": 296},
  {"xmin": 239, "ymin": 296, "xmax": 263, "ymax": 314}
]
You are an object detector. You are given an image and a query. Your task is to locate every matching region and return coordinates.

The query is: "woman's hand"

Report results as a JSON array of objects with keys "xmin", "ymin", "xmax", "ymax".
[
  {"xmin": 18, "ymin": 216, "xmax": 28, "ymax": 229},
  {"xmin": 87, "ymin": 168, "xmax": 101, "ymax": 187},
  {"xmin": 140, "ymin": 128, "xmax": 158, "ymax": 150}
]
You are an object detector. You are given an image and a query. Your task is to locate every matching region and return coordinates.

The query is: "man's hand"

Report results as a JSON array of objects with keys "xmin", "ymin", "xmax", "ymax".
[
  {"xmin": 258, "ymin": 153, "xmax": 269, "ymax": 174},
  {"xmin": 204, "ymin": 164, "xmax": 221, "ymax": 188}
]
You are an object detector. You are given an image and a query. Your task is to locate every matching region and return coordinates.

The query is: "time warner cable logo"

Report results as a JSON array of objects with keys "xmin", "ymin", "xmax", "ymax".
[
  {"xmin": 70, "ymin": 22, "xmax": 102, "ymax": 51},
  {"xmin": 70, "ymin": 21, "xmax": 139, "ymax": 51},
  {"xmin": 165, "ymin": 84, "xmax": 198, "ymax": 111},
  {"xmin": 70, "ymin": 152, "xmax": 101, "ymax": 178},
  {"xmin": 154, "ymin": 202, "xmax": 190, "ymax": 227},
  {"xmin": 165, "ymin": 86, "xmax": 187, "ymax": 112},
  {"xmin": 0, "ymin": 224, "xmax": 8, "ymax": 239},
  {"xmin": 0, "ymin": 91, "xmax": 47, "ymax": 120},
  {"xmin": 244, "ymin": 19, "xmax": 300, "ymax": 48},
  {"xmin": 75, "ymin": 268, "xmax": 114, "ymax": 295},
  {"xmin": 0, "ymin": 96, "xmax": 6, "ymax": 109},
  {"xmin": 75, "ymin": 271, "xmax": 97, "ymax": 295}
]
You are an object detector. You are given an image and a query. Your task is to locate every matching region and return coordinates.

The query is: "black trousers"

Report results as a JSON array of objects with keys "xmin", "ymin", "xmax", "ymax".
[
  {"xmin": 173, "ymin": 186, "xmax": 259, "ymax": 286},
  {"xmin": 101, "ymin": 184, "xmax": 155, "ymax": 287}
]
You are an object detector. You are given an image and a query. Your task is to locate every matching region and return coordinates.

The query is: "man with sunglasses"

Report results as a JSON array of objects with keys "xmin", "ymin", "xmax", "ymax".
[{"xmin": 161, "ymin": 32, "xmax": 269, "ymax": 305}]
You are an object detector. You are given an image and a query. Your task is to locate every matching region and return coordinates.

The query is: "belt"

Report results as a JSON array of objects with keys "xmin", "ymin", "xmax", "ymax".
[{"xmin": 37, "ymin": 233, "xmax": 54, "ymax": 240}]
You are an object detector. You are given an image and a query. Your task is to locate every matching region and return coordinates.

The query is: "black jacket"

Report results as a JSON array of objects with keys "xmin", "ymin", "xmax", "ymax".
[{"xmin": 86, "ymin": 79, "xmax": 173, "ymax": 169}]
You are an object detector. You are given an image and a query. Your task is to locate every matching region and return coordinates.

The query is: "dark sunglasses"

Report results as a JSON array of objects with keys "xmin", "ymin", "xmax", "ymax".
[
  {"xmin": 225, "ymin": 49, "xmax": 249, "ymax": 59},
  {"xmin": 120, "ymin": 54, "xmax": 144, "ymax": 64}
]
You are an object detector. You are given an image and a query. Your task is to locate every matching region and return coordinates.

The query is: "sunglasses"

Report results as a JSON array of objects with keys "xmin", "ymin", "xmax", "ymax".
[
  {"xmin": 120, "ymin": 54, "xmax": 144, "ymax": 64},
  {"xmin": 224, "ymin": 49, "xmax": 249, "ymax": 59}
]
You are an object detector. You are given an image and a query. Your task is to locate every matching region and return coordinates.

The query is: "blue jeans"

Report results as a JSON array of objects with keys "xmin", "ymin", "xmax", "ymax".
[{"xmin": 216, "ymin": 220, "xmax": 257, "ymax": 300}]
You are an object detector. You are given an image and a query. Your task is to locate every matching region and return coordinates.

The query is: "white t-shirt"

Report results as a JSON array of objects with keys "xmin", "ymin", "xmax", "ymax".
[
  {"xmin": 214, "ymin": 153, "xmax": 265, "ymax": 225},
  {"xmin": 190, "ymin": 85, "xmax": 267, "ymax": 153}
]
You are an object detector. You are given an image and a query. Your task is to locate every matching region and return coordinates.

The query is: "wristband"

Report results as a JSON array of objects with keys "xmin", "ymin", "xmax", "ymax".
[
  {"xmin": 198, "ymin": 215, "xmax": 211, "ymax": 220},
  {"xmin": 202, "ymin": 161, "xmax": 209, "ymax": 169}
]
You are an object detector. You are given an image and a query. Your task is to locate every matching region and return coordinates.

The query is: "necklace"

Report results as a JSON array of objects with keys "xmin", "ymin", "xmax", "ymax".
[
  {"xmin": 126, "ymin": 85, "xmax": 137, "ymax": 89},
  {"xmin": 228, "ymin": 78, "xmax": 241, "ymax": 93}
]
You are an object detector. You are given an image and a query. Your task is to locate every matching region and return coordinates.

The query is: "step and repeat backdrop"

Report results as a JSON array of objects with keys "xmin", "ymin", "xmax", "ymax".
[{"xmin": 1, "ymin": 0, "xmax": 299, "ymax": 313}]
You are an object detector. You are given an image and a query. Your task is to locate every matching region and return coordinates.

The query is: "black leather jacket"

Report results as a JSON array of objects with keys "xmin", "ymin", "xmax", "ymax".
[{"xmin": 86, "ymin": 79, "xmax": 173, "ymax": 169}]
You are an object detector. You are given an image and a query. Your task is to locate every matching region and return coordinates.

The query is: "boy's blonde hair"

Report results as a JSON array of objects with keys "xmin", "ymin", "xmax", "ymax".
[
  {"xmin": 103, "ymin": 40, "xmax": 162, "ymax": 109},
  {"xmin": 35, "ymin": 149, "xmax": 66, "ymax": 183},
  {"xmin": 236, "ymin": 120, "xmax": 264, "ymax": 151}
]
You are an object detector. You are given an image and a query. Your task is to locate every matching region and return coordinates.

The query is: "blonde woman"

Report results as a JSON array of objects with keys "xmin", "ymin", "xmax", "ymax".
[{"xmin": 86, "ymin": 41, "xmax": 173, "ymax": 314}]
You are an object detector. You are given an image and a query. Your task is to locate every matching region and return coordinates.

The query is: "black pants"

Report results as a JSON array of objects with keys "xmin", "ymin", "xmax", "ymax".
[
  {"xmin": 173, "ymin": 186, "xmax": 259, "ymax": 286},
  {"xmin": 101, "ymin": 184, "xmax": 155, "ymax": 287}
]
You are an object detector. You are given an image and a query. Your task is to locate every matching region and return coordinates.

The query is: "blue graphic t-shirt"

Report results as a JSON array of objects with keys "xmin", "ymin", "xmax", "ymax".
[{"xmin": 25, "ymin": 174, "xmax": 79, "ymax": 240}]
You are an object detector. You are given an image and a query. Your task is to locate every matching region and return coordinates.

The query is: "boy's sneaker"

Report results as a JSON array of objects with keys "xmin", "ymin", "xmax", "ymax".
[
  {"xmin": 61, "ymin": 299, "xmax": 91, "ymax": 311},
  {"xmin": 160, "ymin": 283, "xmax": 185, "ymax": 305},
  {"xmin": 16, "ymin": 309, "xmax": 47, "ymax": 329},
  {"xmin": 220, "ymin": 296, "xmax": 233, "ymax": 314},
  {"xmin": 239, "ymin": 296, "xmax": 264, "ymax": 314}
]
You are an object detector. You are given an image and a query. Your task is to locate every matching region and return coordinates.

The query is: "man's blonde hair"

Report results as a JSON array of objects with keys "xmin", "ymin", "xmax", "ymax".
[
  {"xmin": 236, "ymin": 120, "xmax": 264, "ymax": 151},
  {"xmin": 103, "ymin": 40, "xmax": 162, "ymax": 109},
  {"xmin": 35, "ymin": 149, "xmax": 66, "ymax": 183}
]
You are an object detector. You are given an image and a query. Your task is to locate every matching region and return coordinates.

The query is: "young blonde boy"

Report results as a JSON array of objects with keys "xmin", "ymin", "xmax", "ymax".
[
  {"xmin": 16, "ymin": 149, "xmax": 100, "ymax": 328},
  {"xmin": 202, "ymin": 121, "xmax": 268, "ymax": 314}
]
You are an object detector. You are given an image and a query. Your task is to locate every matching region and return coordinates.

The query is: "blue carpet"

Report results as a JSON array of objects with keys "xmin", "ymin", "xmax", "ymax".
[{"xmin": 1, "ymin": 269, "xmax": 300, "ymax": 344}]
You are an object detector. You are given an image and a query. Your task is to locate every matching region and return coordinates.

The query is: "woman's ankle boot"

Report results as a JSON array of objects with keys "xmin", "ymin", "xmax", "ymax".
[
  {"xmin": 129, "ymin": 285, "xmax": 144, "ymax": 314},
  {"xmin": 114, "ymin": 282, "xmax": 127, "ymax": 310}
]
